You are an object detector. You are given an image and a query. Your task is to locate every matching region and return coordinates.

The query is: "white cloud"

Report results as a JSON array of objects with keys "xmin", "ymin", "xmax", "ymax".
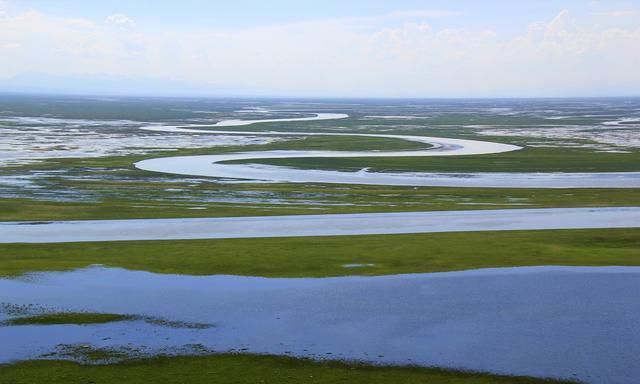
[
  {"xmin": 298, "ymin": 9, "xmax": 461, "ymax": 30},
  {"xmin": 545, "ymin": 9, "xmax": 572, "ymax": 35},
  {"xmin": 104, "ymin": 13, "xmax": 136, "ymax": 29},
  {"xmin": 0, "ymin": 8, "xmax": 639, "ymax": 97}
]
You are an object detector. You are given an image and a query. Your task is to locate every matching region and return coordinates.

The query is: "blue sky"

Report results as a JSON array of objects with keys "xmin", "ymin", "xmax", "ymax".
[
  {"xmin": 1, "ymin": 0, "xmax": 639, "ymax": 97},
  {"xmin": 8, "ymin": 0, "xmax": 639, "ymax": 30}
]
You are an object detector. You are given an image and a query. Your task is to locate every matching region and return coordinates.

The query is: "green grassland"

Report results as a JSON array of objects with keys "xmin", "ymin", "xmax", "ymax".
[
  {"xmin": 182, "ymin": 112, "xmax": 616, "ymax": 135},
  {"xmin": 4, "ymin": 313, "xmax": 132, "ymax": 326},
  {"xmin": 0, "ymin": 354, "xmax": 575, "ymax": 384},
  {"xmin": 229, "ymin": 146, "xmax": 640, "ymax": 173},
  {"xmin": 1, "ymin": 228, "xmax": 638, "ymax": 278},
  {"xmin": 2, "ymin": 187, "xmax": 639, "ymax": 221}
]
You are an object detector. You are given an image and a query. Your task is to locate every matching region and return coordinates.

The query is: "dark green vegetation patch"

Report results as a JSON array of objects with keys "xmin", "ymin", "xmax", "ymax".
[
  {"xmin": 1, "ymin": 312, "xmax": 214, "ymax": 329},
  {"xmin": 4, "ymin": 312, "xmax": 132, "ymax": 326},
  {"xmin": 232, "ymin": 147, "xmax": 640, "ymax": 173},
  {"xmin": 0, "ymin": 354, "xmax": 577, "ymax": 384}
]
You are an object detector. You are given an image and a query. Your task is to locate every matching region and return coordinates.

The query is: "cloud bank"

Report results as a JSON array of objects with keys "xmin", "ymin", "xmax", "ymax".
[
  {"xmin": 0, "ymin": 7, "xmax": 639, "ymax": 97},
  {"xmin": 104, "ymin": 13, "xmax": 136, "ymax": 30}
]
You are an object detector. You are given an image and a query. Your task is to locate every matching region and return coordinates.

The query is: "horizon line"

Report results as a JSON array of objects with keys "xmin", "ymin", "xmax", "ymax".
[{"xmin": 2, "ymin": 90, "xmax": 640, "ymax": 101}]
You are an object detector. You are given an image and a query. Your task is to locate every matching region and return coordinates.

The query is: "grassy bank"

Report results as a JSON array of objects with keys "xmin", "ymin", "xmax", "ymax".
[
  {"xmin": 4, "ymin": 313, "xmax": 132, "ymax": 326},
  {"xmin": 231, "ymin": 146, "xmax": 640, "ymax": 173},
  {"xmin": 2, "ymin": 186, "xmax": 639, "ymax": 221},
  {"xmin": 0, "ymin": 354, "xmax": 576, "ymax": 384},
  {"xmin": 1, "ymin": 228, "xmax": 638, "ymax": 278}
]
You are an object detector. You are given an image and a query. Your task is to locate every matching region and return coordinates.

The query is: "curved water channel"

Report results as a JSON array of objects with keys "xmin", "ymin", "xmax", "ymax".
[{"xmin": 136, "ymin": 113, "xmax": 640, "ymax": 188}]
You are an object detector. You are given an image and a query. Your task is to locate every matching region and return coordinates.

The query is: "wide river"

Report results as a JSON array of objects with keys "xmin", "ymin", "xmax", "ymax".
[{"xmin": 1, "ymin": 207, "xmax": 639, "ymax": 243}]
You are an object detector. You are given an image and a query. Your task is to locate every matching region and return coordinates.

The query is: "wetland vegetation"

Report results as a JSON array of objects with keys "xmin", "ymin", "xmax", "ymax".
[
  {"xmin": 3, "ymin": 312, "xmax": 132, "ymax": 326},
  {"xmin": 0, "ymin": 354, "xmax": 577, "ymax": 384},
  {"xmin": 1, "ymin": 228, "xmax": 637, "ymax": 278},
  {"xmin": 1, "ymin": 95, "xmax": 638, "ymax": 383}
]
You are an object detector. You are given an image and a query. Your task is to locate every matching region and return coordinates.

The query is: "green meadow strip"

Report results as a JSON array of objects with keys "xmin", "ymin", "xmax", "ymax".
[{"xmin": 0, "ymin": 228, "xmax": 637, "ymax": 278}]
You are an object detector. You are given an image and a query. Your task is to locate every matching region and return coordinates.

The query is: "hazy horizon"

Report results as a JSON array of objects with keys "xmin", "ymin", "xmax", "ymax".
[{"xmin": 4, "ymin": 89, "xmax": 640, "ymax": 101}]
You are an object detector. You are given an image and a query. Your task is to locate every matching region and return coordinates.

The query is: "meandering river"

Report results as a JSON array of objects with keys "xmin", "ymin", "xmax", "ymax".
[{"xmin": 136, "ymin": 113, "xmax": 640, "ymax": 188}]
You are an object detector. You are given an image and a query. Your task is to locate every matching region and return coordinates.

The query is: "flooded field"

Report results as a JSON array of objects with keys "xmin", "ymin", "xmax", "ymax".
[{"xmin": 2, "ymin": 266, "xmax": 640, "ymax": 384}]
